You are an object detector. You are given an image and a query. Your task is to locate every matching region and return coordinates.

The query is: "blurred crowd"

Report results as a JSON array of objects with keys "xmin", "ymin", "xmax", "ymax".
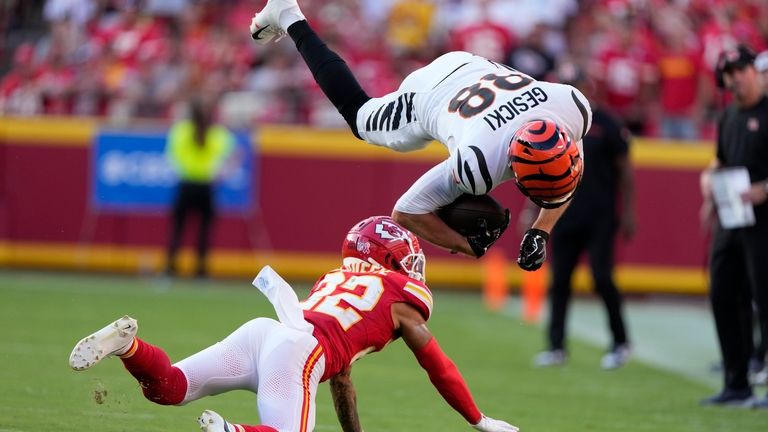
[{"xmin": 1, "ymin": 0, "xmax": 767, "ymax": 139}]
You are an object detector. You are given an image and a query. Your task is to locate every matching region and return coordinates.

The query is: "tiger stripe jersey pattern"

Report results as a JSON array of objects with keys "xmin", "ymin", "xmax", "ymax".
[
  {"xmin": 302, "ymin": 268, "xmax": 433, "ymax": 381},
  {"xmin": 356, "ymin": 51, "xmax": 592, "ymax": 214}
]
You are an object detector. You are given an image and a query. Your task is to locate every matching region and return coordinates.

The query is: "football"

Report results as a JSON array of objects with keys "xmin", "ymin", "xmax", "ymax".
[{"xmin": 436, "ymin": 194, "xmax": 509, "ymax": 237}]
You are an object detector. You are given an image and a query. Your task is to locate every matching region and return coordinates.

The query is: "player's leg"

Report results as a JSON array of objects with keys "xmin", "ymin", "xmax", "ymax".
[
  {"xmin": 250, "ymin": 0, "xmax": 370, "ymax": 138},
  {"xmin": 254, "ymin": 328, "xmax": 325, "ymax": 432},
  {"xmin": 195, "ymin": 184, "xmax": 215, "ymax": 277},
  {"xmin": 286, "ymin": 20, "xmax": 372, "ymax": 139},
  {"xmin": 744, "ymin": 228, "xmax": 768, "ymax": 382},
  {"xmin": 188, "ymin": 319, "xmax": 324, "ymax": 431},
  {"xmin": 251, "ymin": 1, "xmax": 442, "ymax": 151},
  {"xmin": 69, "ymin": 316, "xmax": 188, "ymax": 405},
  {"xmin": 196, "ymin": 323, "xmax": 325, "ymax": 432},
  {"xmin": 706, "ymin": 231, "xmax": 754, "ymax": 402},
  {"xmin": 587, "ymin": 222, "xmax": 630, "ymax": 369},
  {"xmin": 355, "ymin": 51, "xmax": 477, "ymax": 151},
  {"xmin": 166, "ymin": 183, "xmax": 191, "ymax": 275},
  {"xmin": 536, "ymin": 225, "xmax": 585, "ymax": 365},
  {"xmin": 172, "ymin": 318, "xmax": 279, "ymax": 404}
]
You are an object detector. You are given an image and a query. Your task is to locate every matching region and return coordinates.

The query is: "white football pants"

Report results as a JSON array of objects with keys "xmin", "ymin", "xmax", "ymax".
[{"xmin": 174, "ymin": 318, "xmax": 325, "ymax": 432}]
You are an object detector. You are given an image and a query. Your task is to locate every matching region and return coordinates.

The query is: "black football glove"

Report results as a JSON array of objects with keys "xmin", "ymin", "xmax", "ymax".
[
  {"xmin": 466, "ymin": 210, "xmax": 510, "ymax": 258},
  {"xmin": 517, "ymin": 228, "xmax": 549, "ymax": 271}
]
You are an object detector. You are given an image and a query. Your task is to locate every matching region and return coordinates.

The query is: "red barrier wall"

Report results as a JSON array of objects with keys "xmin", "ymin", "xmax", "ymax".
[{"xmin": 0, "ymin": 118, "xmax": 714, "ymax": 292}]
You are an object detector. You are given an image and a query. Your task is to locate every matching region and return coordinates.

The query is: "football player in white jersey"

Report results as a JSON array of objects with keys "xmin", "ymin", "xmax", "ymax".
[{"xmin": 249, "ymin": 0, "xmax": 592, "ymax": 271}]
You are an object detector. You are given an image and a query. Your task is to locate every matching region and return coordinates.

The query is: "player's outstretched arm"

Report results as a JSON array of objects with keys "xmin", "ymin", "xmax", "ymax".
[
  {"xmin": 329, "ymin": 366, "xmax": 364, "ymax": 432},
  {"xmin": 393, "ymin": 303, "xmax": 519, "ymax": 431},
  {"xmin": 517, "ymin": 203, "xmax": 571, "ymax": 271},
  {"xmin": 393, "ymin": 210, "xmax": 476, "ymax": 256}
]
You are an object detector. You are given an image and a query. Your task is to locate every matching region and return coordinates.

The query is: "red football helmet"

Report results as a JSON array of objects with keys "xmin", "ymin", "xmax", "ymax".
[
  {"xmin": 508, "ymin": 119, "xmax": 583, "ymax": 208},
  {"xmin": 341, "ymin": 216, "xmax": 426, "ymax": 282}
]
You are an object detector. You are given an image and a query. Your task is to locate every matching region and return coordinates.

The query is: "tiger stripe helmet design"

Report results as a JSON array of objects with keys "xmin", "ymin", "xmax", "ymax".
[{"xmin": 508, "ymin": 119, "xmax": 583, "ymax": 209}]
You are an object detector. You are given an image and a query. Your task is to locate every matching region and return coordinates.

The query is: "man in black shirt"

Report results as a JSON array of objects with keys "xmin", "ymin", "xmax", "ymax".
[
  {"xmin": 700, "ymin": 45, "xmax": 768, "ymax": 407},
  {"xmin": 531, "ymin": 63, "xmax": 635, "ymax": 370}
]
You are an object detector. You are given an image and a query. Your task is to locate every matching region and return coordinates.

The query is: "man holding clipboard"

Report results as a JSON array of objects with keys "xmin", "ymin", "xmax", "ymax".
[{"xmin": 700, "ymin": 44, "xmax": 768, "ymax": 408}]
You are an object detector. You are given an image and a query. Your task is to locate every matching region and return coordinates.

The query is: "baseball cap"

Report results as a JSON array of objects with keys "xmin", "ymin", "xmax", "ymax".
[{"xmin": 716, "ymin": 44, "xmax": 756, "ymax": 74}]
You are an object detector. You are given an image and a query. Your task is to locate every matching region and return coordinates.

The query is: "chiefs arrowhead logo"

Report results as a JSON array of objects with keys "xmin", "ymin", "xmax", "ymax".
[{"xmin": 375, "ymin": 220, "xmax": 406, "ymax": 240}]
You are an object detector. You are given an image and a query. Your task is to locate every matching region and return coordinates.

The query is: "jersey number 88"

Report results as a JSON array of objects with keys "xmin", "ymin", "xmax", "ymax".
[{"xmin": 448, "ymin": 72, "xmax": 533, "ymax": 118}]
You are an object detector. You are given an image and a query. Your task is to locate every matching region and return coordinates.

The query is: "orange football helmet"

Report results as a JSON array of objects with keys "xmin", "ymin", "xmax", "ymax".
[{"xmin": 508, "ymin": 119, "xmax": 583, "ymax": 208}]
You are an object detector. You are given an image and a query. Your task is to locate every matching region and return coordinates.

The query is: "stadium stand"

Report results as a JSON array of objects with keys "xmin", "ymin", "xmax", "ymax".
[{"xmin": 1, "ymin": 0, "xmax": 767, "ymax": 138}]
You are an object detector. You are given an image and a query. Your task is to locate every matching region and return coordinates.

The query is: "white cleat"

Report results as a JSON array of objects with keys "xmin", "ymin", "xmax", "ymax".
[
  {"xmin": 600, "ymin": 344, "xmax": 631, "ymax": 370},
  {"xmin": 198, "ymin": 409, "xmax": 235, "ymax": 432},
  {"xmin": 69, "ymin": 315, "xmax": 138, "ymax": 371},
  {"xmin": 249, "ymin": 0, "xmax": 306, "ymax": 45},
  {"xmin": 533, "ymin": 349, "xmax": 567, "ymax": 368}
]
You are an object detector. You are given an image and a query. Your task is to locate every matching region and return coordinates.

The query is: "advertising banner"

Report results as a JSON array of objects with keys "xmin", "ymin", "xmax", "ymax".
[{"xmin": 92, "ymin": 129, "xmax": 254, "ymax": 212}]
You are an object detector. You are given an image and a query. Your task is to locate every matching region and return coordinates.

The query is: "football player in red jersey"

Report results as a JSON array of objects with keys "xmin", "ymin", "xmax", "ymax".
[{"xmin": 69, "ymin": 216, "xmax": 518, "ymax": 432}]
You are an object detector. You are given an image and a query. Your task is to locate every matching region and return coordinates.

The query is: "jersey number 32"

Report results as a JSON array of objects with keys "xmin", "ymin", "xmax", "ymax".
[{"xmin": 301, "ymin": 272, "xmax": 385, "ymax": 330}]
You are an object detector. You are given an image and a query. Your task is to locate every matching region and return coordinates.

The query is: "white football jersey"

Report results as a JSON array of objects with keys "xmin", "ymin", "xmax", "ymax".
[{"xmin": 356, "ymin": 51, "xmax": 592, "ymax": 213}]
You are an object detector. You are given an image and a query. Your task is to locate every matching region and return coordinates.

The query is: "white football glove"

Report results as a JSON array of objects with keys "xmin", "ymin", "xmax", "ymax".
[{"xmin": 472, "ymin": 415, "xmax": 519, "ymax": 432}]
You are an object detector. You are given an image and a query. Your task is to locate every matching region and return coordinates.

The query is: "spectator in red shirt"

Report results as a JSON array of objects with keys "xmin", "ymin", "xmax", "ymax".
[
  {"xmin": 449, "ymin": 0, "xmax": 515, "ymax": 64},
  {"xmin": 0, "ymin": 43, "xmax": 42, "ymax": 116},
  {"xmin": 89, "ymin": 0, "xmax": 167, "ymax": 68},
  {"xmin": 655, "ymin": 18, "xmax": 705, "ymax": 140},
  {"xmin": 591, "ymin": 14, "xmax": 658, "ymax": 135},
  {"xmin": 35, "ymin": 41, "xmax": 77, "ymax": 115}
]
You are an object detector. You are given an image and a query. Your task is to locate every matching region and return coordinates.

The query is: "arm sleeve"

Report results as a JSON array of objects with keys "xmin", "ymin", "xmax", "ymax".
[
  {"xmin": 394, "ymin": 160, "xmax": 463, "ymax": 214},
  {"xmin": 413, "ymin": 337, "xmax": 482, "ymax": 424}
]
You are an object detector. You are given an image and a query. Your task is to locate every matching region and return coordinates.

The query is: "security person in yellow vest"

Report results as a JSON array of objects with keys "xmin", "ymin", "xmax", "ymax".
[{"xmin": 165, "ymin": 97, "xmax": 234, "ymax": 278}]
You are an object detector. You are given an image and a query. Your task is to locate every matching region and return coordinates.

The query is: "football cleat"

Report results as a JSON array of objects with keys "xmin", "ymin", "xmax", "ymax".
[
  {"xmin": 69, "ymin": 315, "xmax": 137, "ymax": 371},
  {"xmin": 198, "ymin": 409, "xmax": 235, "ymax": 432},
  {"xmin": 250, "ymin": 0, "xmax": 306, "ymax": 45}
]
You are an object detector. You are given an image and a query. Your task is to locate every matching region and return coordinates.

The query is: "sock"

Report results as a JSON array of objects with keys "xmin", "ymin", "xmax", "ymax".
[
  {"xmin": 119, "ymin": 338, "xmax": 188, "ymax": 405},
  {"xmin": 232, "ymin": 424, "xmax": 278, "ymax": 432},
  {"xmin": 287, "ymin": 20, "xmax": 371, "ymax": 138},
  {"xmin": 114, "ymin": 337, "xmax": 135, "ymax": 356},
  {"xmin": 277, "ymin": 7, "xmax": 305, "ymax": 31}
]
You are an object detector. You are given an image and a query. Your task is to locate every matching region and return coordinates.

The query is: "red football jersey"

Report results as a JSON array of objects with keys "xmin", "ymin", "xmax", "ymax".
[{"xmin": 302, "ymin": 268, "xmax": 433, "ymax": 381}]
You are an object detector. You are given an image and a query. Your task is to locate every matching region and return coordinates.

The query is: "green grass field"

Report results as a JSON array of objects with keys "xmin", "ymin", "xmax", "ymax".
[{"xmin": 0, "ymin": 270, "xmax": 765, "ymax": 431}]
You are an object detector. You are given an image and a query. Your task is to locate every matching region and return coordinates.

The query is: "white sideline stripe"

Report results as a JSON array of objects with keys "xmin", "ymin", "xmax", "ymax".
[{"xmin": 503, "ymin": 296, "xmax": 721, "ymax": 389}]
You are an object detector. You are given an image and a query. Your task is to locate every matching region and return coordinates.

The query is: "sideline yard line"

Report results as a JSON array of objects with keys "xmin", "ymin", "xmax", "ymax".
[{"xmin": 502, "ymin": 296, "xmax": 721, "ymax": 389}]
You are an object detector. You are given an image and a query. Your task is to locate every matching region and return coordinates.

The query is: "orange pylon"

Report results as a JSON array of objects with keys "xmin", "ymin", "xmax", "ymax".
[
  {"xmin": 482, "ymin": 249, "xmax": 508, "ymax": 311},
  {"xmin": 521, "ymin": 263, "xmax": 548, "ymax": 323}
]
